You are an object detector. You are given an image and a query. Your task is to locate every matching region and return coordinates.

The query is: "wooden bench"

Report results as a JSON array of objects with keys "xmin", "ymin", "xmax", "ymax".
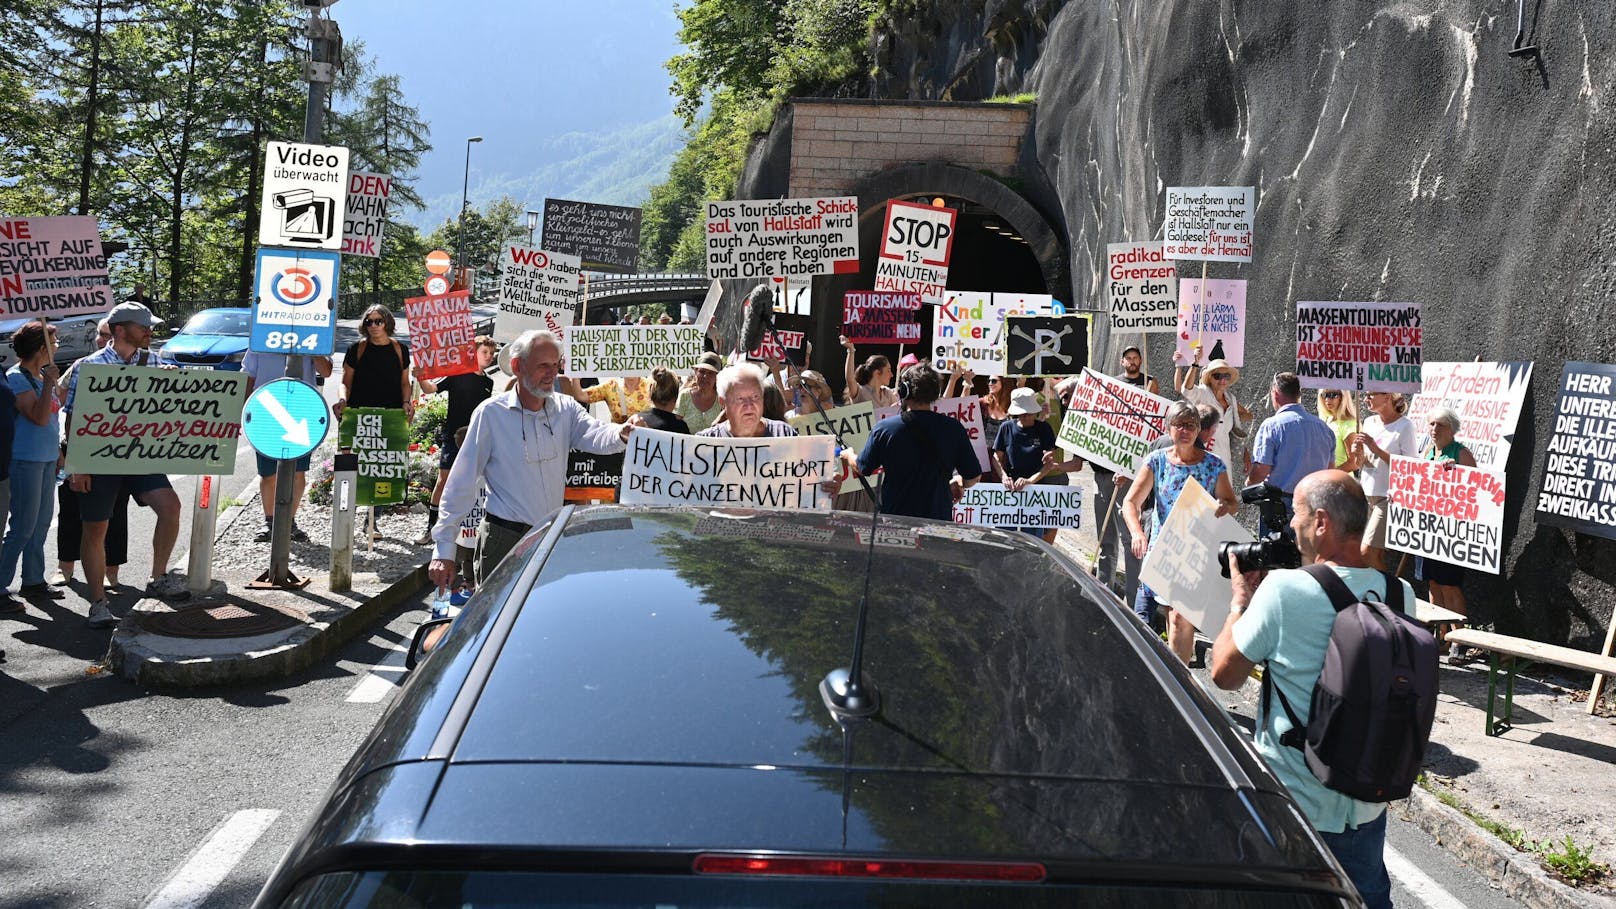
[
  {"xmin": 1412, "ymin": 598, "xmax": 1466, "ymax": 628},
  {"xmin": 1443, "ymin": 628, "xmax": 1616, "ymax": 736}
]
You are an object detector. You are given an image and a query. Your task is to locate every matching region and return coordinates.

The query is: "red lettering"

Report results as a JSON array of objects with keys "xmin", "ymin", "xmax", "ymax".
[{"xmin": 0, "ymin": 220, "xmax": 32, "ymax": 240}]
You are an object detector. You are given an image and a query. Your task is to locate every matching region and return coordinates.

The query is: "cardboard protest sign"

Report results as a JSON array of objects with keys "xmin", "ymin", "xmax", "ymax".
[
  {"xmin": 1174, "ymin": 278, "xmax": 1246, "ymax": 366},
  {"xmin": 875, "ymin": 395, "xmax": 990, "ymax": 473},
  {"xmin": 1295, "ymin": 302, "xmax": 1422, "ymax": 392},
  {"xmin": 932, "ymin": 292, "xmax": 1054, "ymax": 374},
  {"xmin": 337, "ymin": 407, "xmax": 410, "ymax": 505},
  {"xmin": 693, "ymin": 279, "xmax": 722, "ymax": 335},
  {"xmin": 704, "ymin": 196, "xmax": 859, "ymax": 280},
  {"xmin": 791, "ymin": 401, "xmax": 880, "ymax": 489},
  {"xmin": 1004, "ymin": 314, "xmax": 1090, "ymax": 378},
  {"xmin": 340, "ymin": 171, "xmax": 390, "ymax": 258},
  {"xmin": 260, "ymin": 141, "xmax": 349, "ymax": 251},
  {"xmin": 952, "ymin": 483, "xmax": 1084, "ymax": 529},
  {"xmin": 1107, "ymin": 241, "xmax": 1178, "ymax": 332},
  {"xmin": 0, "ymin": 216, "xmax": 113, "ymax": 319},
  {"xmin": 1139, "ymin": 477, "xmax": 1254, "ymax": 633},
  {"xmin": 1406, "ymin": 361, "xmax": 1533, "ymax": 471},
  {"xmin": 65, "ymin": 365, "xmax": 246, "ymax": 475},
  {"xmin": 842, "ymin": 291, "xmax": 922, "ymax": 344},
  {"xmin": 1534, "ymin": 362, "xmax": 1616, "ymax": 539},
  {"xmin": 875, "ymin": 200, "xmax": 957, "ymax": 304},
  {"xmin": 565, "ymin": 450, "xmax": 623, "ymax": 504},
  {"xmin": 1386, "ymin": 456, "xmax": 1506, "ymax": 573},
  {"xmin": 403, "ymin": 290, "xmax": 476, "ymax": 381},
  {"xmin": 541, "ymin": 198, "xmax": 641, "ymax": 273},
  {"xmin": 1163, "ymin": 186, "xmax": 1254, "ymax": 262},
  {"xmin": 1056, "ymin": 368, "xmax": 1174, "ymax": 476},
  {"xmin": 620, "ymin": 428, "xmax": 838, "ymax": 509},
  {"xmin": 458, "ymin": 485, "xmax": 487, "ymax": 547},
  {"xmin": 566, "ymin": 325, "xmax": 706, "ymax": 378},
  {"xmin": 748, "ymin": 330, "xmax": 804, "ymax": 362},
  {"xmin": 495, "ymin": 245, "xmax": 582, "ymax": 343}
]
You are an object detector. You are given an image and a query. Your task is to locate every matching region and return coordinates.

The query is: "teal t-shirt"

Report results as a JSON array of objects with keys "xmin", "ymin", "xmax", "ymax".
[{"xmin": 1231, "ymin": 565, "xmax": 1413, "ymax": 833}]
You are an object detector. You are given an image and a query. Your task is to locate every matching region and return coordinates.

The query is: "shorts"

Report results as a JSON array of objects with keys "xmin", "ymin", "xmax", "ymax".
[
  {"xmin": 1363, "ymin": 495, "xmax": 1389, "ymax": 548},
  {"xmin": 255, "ymin": 451, "xmax": 312, "ymax": 477},
  {"xmin": 79, "ymin": 474, "xmax": 171, "ymax": 522},
  {"xmin": 1417, "ymin": 555, "xmax": 1466, "ymax": 587},
  {"xmin": 438, "ymin": 431, "xmax": 462, "ymax": 470}
]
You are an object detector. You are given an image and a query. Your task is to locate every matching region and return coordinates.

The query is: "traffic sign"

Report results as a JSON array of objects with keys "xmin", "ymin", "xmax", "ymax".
[
  {"xmin": 259, "ymin": 141, "xmax": 349, "ymax": 251},
  {"xmin": 243, "ymin": 378, "xmax": 331, "ymax": 461},
  {"xmin": 251, "ymin": 247, "xmax": 340, "ymax": 355},
  {"xmin": 424, "ymin": 249, "xmax": 451, "ymax": 274},
  {"xmin": 424, "ymin": 274, "xmax": 450, "ymax": 296}
]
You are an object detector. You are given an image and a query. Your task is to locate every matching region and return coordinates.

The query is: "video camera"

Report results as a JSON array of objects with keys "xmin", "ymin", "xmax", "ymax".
[{"xmin": 1217, "ymin": 483, "xmax": 1303, "ymax": 578}]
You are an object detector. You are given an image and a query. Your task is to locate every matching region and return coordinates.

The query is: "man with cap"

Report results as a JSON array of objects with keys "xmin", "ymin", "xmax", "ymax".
[{"xmin": 63, "ymin": 301, "xmax": 190, "ymax": 628}]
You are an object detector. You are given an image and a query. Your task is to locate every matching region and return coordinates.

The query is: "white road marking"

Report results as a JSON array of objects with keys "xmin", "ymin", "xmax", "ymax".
[
  {"xmin": 1385, "ymin": 843, "xmax": 1469, "ymax": 909},
  {"xmin": 144, "ymin": 808, "xmax": 280, "ymax": 909},
  {"xmin": 345, "ymin": 643, "xmax": 409, "ymax": 703}
]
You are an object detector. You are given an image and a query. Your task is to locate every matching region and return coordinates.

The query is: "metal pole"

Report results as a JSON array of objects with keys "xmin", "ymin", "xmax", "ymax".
[
  {"xmin": 329, "ymin": 454, "xmax": 357, "ymax": 592},
  {"xmin": 187, "ymin": 475, "xmax": 220, "ymax": 594},
  {"xmin": 457, "ymin": 137, "xmax": 481, "ymax": 282}
]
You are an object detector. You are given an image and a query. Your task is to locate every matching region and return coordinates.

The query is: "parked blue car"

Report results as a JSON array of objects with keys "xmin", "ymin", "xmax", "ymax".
[{"xmin": 158, "ymin": 307, "xmax": 251, "ymax": 370}]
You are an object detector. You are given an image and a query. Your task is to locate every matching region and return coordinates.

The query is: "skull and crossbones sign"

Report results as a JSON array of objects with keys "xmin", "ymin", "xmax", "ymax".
[{"xmin": 1011, "ymin": 322, "xmax": 1075, "ymax": 374}]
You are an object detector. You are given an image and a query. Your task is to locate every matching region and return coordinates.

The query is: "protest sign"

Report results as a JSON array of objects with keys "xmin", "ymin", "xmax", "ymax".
[
  {"xmin": 875, "ymin": 395, "xmax": 990, "ymax": 472},
  {"xmin": 1139, "ymin": 477, "xmax": 1253, "ymax": 633},
  {"xmin": 952, "ymin": 483, "xmax": 1084, "ymax": 529},
  {"xmin": 1056, "ymin": 368, "xmax": 1173, "ymax": 476},
  {"xmin": 748, "ymin": 330, "xmax": 804, "ymax": 363},
  {"xmin": 1534, "ymin": 362, "xmax": 1616, "ymax": 539},
  {"xmin": 541, "ymin": 198, "xmax": 641, "ymax": 273},
  {"xmin": 932, "ymin": 292, "xmax": 1054, "ymax": 374},
  {"xmin": 1163, "ymin": 186, "xmax": 1254, "ymax": 262},
  {"xmin": 403, "ymin": 290, "xmax": 475, "ymax": 381},
  {"xmin": 458, "ymin": 485, "xmax": 487, "ymax": 547},
  {"xmin": 565, "ymin": 324, "xmax": 706, "ymax": 378},
  {"xmin": 704, "ymin": 197, "xmax": 859, "ymax": 280},
  {"xmin": 693, "ymin": 515, "xmax": 836, "ymax": 544},
  {"xmin": 1107, "ymin": 241, "xmax": 1178, "ymax": 332},
  {"xmin": 338, "ymin": 407, "xmax": 409, "ymax": 505},
  {"xmin": 340, "ymin": 171, "xmax": 390, "ymax": 258},
  {"xmin": 1174, "ymin": 278, "xmax": 1246, "ymax": 366},
  {"xmin": 0, "ymin": 216, "xmax": 112, "ymax": 320},
  {"xmin": 620, "ymin": 428, "xmax": 838, "ymax": 509},
  {"xmin": 495, "ymin": 245, "xmax": 582, "ymax": 343},
  {"xmin": 1407, "ymin": 361, "xmax": 1534, "ymax": 471},
  {"xmin": 1295, "ymin": 302, "xmax": 1422, "ymax": 392},
  {"xmin": 1386, "ymin": 456, "xmax": 1506, "ymax": 573},
  {"xmin": 693, "ymin": 279, "xmax": 722, "ymax": 334},
  {"xmin": 1004, "ymin": 314, "xmax": 1089, "ymax": 378},
  {"xmin": 791, "ymin": 400, "xmax": 881, "ymax": 489},
  {"xmin": 65, "ymin": 365, "xmax": 246, "ymax": 474},
  {"xmin": 842, "ymin": 290, "xmax": 922, "ymax": 344},
  {"xmin": 259, "ymin": 141, "xmax": 348, "ymax": 251},
  {"xmin": 875, "ymin": 200, "xmax": 957, "ymax": 304},
  {"xmin": 565, "ymin": 450, "xmax": 623, "ymax": 504}
]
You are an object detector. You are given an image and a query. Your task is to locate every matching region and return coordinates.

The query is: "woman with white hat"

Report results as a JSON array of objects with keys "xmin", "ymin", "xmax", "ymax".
[
  {"xmin": 1176, "ymin": 357, "xmax": 1251, "ymax": 483},
  {"xmin": 991, "ymin": 386, "xmax": 1082, "ymax": 542}
]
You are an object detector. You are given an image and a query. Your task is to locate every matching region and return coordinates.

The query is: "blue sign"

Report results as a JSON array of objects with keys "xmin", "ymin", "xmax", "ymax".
[
  {"xmin": 243, "ymin": 378, "xmax": 330, "ymax": 461},
  {"xmin": 251, "ymin": 247, "xmax": 340, "ymax": 355}
]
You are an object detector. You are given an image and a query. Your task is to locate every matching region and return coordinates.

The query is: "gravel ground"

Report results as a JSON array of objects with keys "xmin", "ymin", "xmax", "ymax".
[{"xmin": 211, "ymin": 490, "xmax": 436, "ymax": 581}]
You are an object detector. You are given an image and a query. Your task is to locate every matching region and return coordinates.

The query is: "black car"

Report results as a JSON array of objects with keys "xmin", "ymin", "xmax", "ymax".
[{"xmin": 255, "ymin": 506, "xmax": 1361, "ymax": 907}]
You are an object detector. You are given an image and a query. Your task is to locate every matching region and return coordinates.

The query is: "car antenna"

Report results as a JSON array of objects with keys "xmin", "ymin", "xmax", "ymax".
[{"xmin": 740, "ymin": 284, "xmax": 881, "ymax": 719}]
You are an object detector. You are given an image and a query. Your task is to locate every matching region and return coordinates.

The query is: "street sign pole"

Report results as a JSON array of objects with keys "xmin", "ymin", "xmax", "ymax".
[
  {"xmin": 329, "ymin": 453, "xmax": 357, "ymax": 592},
  {"xmin": 186, "ymin": 475, "xmax": 221, "ymax": 594}
]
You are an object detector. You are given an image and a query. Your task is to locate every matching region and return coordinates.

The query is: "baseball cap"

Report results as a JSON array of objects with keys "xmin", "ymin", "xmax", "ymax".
[{"xmin": 107, "ymin": 301, "xmax": 161, "ymax": 328}]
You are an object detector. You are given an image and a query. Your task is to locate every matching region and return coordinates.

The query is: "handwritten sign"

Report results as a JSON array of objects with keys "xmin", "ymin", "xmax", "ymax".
[
  {"xmin": 1163, "ymin": 186, "xmax": 1254, "ymax": 262},
  {"xmin": 875, "ymin": 200, "xmax": 956, "ymax": 304},
  {"xmin": 621, "ymin": 428, "xmax": 838, "ymax": 509},
  {"xmin": 952, "ymin": 483, "xmax": 1084, "ymax": 529},
  {"xmin": 1004, "ymin": 314, "xmax": 1089, "ymax": 378},
  {"xmin": 541, "ymin": 198, "xmax": 641, "ymax": 273},
  {"xmin": 340, "ymin": 171, "xmax": 390, "ymax": 258},
  {"xmin": 1295, "ymin": 302, "xmax": 1422, "ymax": 392},
  {"xmin": 1139, "ymin": 477, "xmax": 1254, "ymax": 633},
  {"xmin": 1175, "ymin": 278, "xmax": 1246, "ymax": 366},
  {"xmin": 566, "ymin": 325, "xmax": 706, "ymax": 378},
  {"xmin": 1386, "ymin": 456, "xmax": 1506, "ymax": 574},
  {"xmin": 0, "ymin": 216, "xmax": 112, "ymax": 319},
  {"xmin": 704, "ymin": 197, "xmax": 859, "ymax": 280},
  {"xmin": 1406, "ymin": 361, "xmax": 1533, "ymax": 471},
  {"xmin": 791, "ymin": 400, "xmax": 880, "ymax": 489},
  {"xmin": 1108, "ymin": 241, "xmax": 1178, "ymax": 332},
  {"xmin": 338, "ymin": 407, "xmax": 409, "ymax": 505},
  {"xmin": 875, "ymin": 395, "xmax": 989, "ymax": 473},
  {"xmin": 495, "ymin": 245, "xmax": 582, "ymax": 343},
  {"xmin": 459, "ymin": 485, "xmax": 487, "ymax": 546},
  {"xmin": 842, "ymin": 290, "xmax": 922, "ymax": 344},
  {"xmin": 748, "ymin": 330, "xmax": 804, "ymax": 362},
  {"xmin": 1056, "ymin": 368, "xmax": 1173, "ymax": 476},
  {"xmin": 1534, "ymin": 362, "xmax": 1616, "ymax": 539},
  {"xmin": 403, "ymin": 290, "xmax": 475, "ymax": 381},
  {"xmin": 565, "ymin": 450, "xmax": 623, "ymax": 504},
  {"xmin": 65, "ymin": 365, "xmax": 246, "ymax": 474},
  {"xmin": 932, "ymin": 292, "xmax": 1053, "ymax": 374}
]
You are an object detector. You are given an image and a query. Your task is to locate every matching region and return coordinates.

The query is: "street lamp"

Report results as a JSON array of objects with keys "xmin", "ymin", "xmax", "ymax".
[
  {"xmin": 525, "ymin": 209, "xmax": 540, "ymax": 246},
  {"xmin": 456, "ymin": 135, "xmax": 483, "ymax": 286}
]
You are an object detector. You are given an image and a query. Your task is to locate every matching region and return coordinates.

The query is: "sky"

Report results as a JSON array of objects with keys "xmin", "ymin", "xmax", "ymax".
[{"xmin": 327, "ymin": 0, "xmax": 685, "ymax": 223}]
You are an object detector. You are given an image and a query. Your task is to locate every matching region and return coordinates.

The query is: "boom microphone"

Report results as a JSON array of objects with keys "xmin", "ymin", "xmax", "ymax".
[{"xmin": 740, "ymin": 283, "xmax": 775, "ymax": 354}]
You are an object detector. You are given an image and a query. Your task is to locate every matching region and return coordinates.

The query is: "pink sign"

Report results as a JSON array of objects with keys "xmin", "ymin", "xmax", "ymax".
[
  {"xmin": 403, "ymin": 290, "xmax": 477, "ymax": 381},
  {"xmin": 0, "ymin": 216, "xmax": 113, "ymax": 319},
  {"xmin": 1175, "ymin": 278, "xmax": 1246, "ymax": 367}
]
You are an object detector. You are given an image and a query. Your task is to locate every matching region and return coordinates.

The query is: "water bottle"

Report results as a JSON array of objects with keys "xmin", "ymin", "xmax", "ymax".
[{"xmin": 430, "ymin": 587, "xmax": 452, "ymax": 621}]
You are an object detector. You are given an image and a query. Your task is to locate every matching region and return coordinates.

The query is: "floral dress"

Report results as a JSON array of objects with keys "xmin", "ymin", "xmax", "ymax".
[{"xmin": 1137, "ymin": 447, "xmax": 1229, "ymax": 606}]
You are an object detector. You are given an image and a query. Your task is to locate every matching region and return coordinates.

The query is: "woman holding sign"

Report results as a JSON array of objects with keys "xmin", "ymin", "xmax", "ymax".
[
  {"xmin": 1123, "ymin": 401, "xmax": 1239, "ymax": 666},
  {"xmin": 1176, "ymin": 357, "xmax": 1251, "ymax": 483},
  {"xmin": 840, "ymin": 337, "xmax": 898, "ymax": 408},
  {"xmin": 340, "ymin": 305, "xmax": 413, "ymax": 420},
  {"xmin": 1, "ymin": 321, "xmax": 61, "ymax": 601},
  {"xmin": 1417, "ymin": 406, "xmax": 1477, "ymax": 655}
]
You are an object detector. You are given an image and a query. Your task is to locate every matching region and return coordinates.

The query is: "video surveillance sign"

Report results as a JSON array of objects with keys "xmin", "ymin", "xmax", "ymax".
[{"xmin": 259, "ymin": 141, "xmax": 349, "ymax": 251}]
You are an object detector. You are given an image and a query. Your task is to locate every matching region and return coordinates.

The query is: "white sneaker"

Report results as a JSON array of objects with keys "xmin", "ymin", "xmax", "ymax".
[
  {"xmin": 87, "ymin": 600, "xmax": 118, "ymax": 629},
  {"xmin": 145, "ymin": 571, "xmax": 192, "ymax": 601}
]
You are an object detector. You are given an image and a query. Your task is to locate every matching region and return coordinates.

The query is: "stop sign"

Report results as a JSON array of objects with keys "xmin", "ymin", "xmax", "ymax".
[{"xmin": 424, "ymin": 249, "xmax": 452, "ymax": 274}]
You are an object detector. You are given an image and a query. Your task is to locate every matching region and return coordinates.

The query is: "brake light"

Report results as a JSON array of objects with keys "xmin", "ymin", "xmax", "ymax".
[{"xmin": 693, "ymin": 854, "xmax": 1046, "ymax": 882}]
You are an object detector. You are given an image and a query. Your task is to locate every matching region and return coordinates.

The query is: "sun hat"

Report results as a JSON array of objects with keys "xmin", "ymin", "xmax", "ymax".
[
  {"xmin": 1006, "ymin": 386, "xmax": 1042, "ymax": 416},
  {"xmin": 897, "ymin": 352, "xmax": 921, "ymax": 369},
  {"xmin": 1201, "ymin": 358, "xmax": 1240, "ymax": 386},
  {"xmin": 692, "ymin": 351, "xmax": 724, "ymax": 373}
]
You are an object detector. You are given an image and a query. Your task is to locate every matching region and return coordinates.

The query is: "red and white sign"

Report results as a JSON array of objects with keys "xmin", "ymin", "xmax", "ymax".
[
  {"xmin": 495, "ymin": 244, "xmax": 581, "ymax": 343},
  {"xmin": 424, "ymin": 249, "xmax": 451, "ymax": 274},
  {"xmin": 842, "ymin": 291, "xmax": 922, "ymax": 344},
  {"xmin": 423, "ymin": 274, "xmax": 450, "ymax": 296},
  {"xmin": 874, "ymin": 200, "xmax": 956, "ymax": 305},
  {"xmin": 403, "ymin": 290, "xmax": 477, "ymax": 381},
  {"xmin": 1386, "ymin": 456, "xmax": 1506, "ymax": 574},
  {"xmin": 749, "ymin": 330, "xmax": 805, "ymax": 362},
  {"xmin": 340, "ymin": 171, "xmax": 391, "ymax": 258},
  {"xmin": 0, "ymin": 216, "xmax": 113, "ymax": 319},
  {"xmin": 703, "ymin": 196, "xmax": 859, "ymax": 280}
]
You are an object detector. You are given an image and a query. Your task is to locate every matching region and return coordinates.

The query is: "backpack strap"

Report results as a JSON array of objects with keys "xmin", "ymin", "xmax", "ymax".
[{"xmin": 1302, "ymin": 563, "xmax": 1404, "ymax": 614}]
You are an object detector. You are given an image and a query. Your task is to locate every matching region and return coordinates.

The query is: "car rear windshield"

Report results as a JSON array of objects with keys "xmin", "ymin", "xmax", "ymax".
[{"xmin": 183, "ymin": 309, "xmax": 252, "ymax": 335}]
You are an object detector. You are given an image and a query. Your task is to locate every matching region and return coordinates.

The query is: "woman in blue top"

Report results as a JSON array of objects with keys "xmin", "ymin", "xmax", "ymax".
[
  {"xmin": 991, "ymin": 387, "xmax": 1082, "ymax": 542},
  {"xmin": 1, "ymin": 321, "xmax": 63, "ymax": 602},
  {"xmin": 1122, "ymin": 400, "xmax": 1239, "ymax": 665}
]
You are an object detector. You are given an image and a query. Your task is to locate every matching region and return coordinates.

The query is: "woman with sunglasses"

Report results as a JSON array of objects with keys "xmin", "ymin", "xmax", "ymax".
[
  {"xmin": 783, "ymin": 370, "xmax": 836, "ymax": 420},
  {"xmin": 340, "ymin": 305, "xmax": 414, "ymax": 420},
  {"xmin": 980, "ymin": 376, "xmax": 1013, "ymax": 480},
  {"xmin": 1177, "ymin": 357, "xmax": 1251, "ymax": 483},
  {"xmin": 1316, "ymin": 389, "xmax": 1359, "ymax": 470}
]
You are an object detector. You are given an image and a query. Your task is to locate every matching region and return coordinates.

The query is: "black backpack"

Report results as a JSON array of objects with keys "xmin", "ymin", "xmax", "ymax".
[{"xmin": 1263, "ymin": 565, "xmax": 1439, "ymax": 803}]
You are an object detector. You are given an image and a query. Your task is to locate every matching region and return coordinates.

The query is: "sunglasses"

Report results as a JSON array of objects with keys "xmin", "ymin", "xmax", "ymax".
[
  {"xmin": 1211, "ymin": 373, "xmax": 1232, "ymax": 381},
  {"xmin": 363, "ymin": 318, "xmax": 387, "ymax": 326},
  {"xmin": 1323, "ymin": 392, "xmax": 1342, "ymax": 400}
]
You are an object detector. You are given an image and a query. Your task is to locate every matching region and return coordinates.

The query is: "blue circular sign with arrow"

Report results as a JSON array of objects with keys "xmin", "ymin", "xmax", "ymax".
[{"xmin": 243, "ymin": 378, "xmax": 330, "ymax": 461}]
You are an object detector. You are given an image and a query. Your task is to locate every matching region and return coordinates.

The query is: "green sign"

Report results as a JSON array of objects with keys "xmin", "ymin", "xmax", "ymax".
[
  {"xmin": 65, "ymin": 364, "xmax": 246, "ymax": 475},
  {"xmin": 338, "ymin": 407, "xmax": 409, "ymax": 505}
]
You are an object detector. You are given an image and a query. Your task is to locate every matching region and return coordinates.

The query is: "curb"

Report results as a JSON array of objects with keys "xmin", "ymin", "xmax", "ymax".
[
  {"xmin": 108, "ymin": 563, "xmax": 431, "ymax": 689},
  {"xmin": 1397, "ymin": 785, "xmax": 1616, "ymax": 909}
]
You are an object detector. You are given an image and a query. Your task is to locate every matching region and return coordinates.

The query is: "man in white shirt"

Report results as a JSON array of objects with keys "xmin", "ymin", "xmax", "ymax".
[{"xmin": 428, "ymin": 330, "xmax": 636, "ymax": 586}]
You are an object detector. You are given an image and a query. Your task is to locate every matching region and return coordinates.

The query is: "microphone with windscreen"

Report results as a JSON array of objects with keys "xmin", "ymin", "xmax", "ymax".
[{"xmin": 739, "ymin": 283, "xmax": 775, "ymax": 355}]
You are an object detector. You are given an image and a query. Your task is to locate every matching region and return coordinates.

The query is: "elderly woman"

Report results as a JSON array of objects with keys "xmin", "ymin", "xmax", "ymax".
[
  {"xmin": 784, "ymin": 369, "xmax": 836, "ymax": 420},
  {"xmin": 1418, "ymin": 406, "xmax": 1477, "ymax": 654},
  {"xmin": 340, "ymin": 304, "xmax": 413, "ymax": 419},
  {"xmin": 1348, "ymin": 391, "xmax": 1415, "ymax": 569},
  {"xmin": 1175, "ymin": 356, "xmax": 1252, "ymax": 481},
  {"xmin": 1317, "ymin": 388, "xmax": 1359, "ymax": 470},
  {"xmin": 1124, "ymin": 400, "xmax": 1239, "ymax": 665},
  {"xmin": 1, "ymin": 321, "xmax": 61, "ymax": 601},
  {"xmin": 676, "ymin": 352, "xmax": 725, "ymax": 433},
  {"xmin": 698, "ymin": 363, "xmax": 797, "ymax": 438}
]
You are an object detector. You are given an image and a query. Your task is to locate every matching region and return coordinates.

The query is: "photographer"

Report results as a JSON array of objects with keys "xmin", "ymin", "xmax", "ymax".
[{"xmin": 1211, "ymin": 470, "xmax": 1415, "ymax": 909}]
